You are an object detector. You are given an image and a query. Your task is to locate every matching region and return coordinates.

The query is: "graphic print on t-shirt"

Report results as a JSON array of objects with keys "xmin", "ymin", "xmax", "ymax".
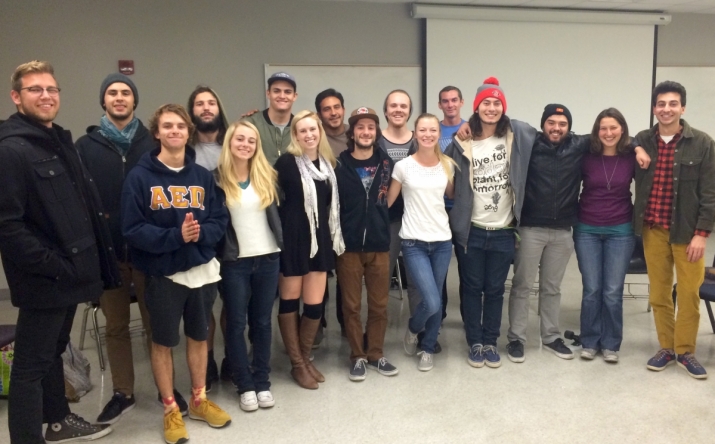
[
  {"xmin": 471, "ymin": 136, "xmax": 513, "ymax": 228},
  {"xmin": 355, "ymin": 166, "xmax": 378, "ymax": 194}
]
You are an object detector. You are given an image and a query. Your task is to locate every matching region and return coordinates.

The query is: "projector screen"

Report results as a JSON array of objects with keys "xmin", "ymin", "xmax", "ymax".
[{"xmin": 426, "ymin": 19, "xmax": 655, "ymax": 134}]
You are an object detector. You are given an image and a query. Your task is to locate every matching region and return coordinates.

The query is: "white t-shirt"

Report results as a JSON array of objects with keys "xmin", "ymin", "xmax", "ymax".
[
  {"xmin": 228, "ymin": 183, "xmax": 280, "ymax": 258},
  {"xmin": 392, "ymin": 156, "xmax": 451, "ymax": 242},
  {"xmin": 470, "ymin": 136, "xmax": 514, "ymax": 228},
  {"xmin": 167, "ymin": 258, "xmax": 221, "ymax": 289}
]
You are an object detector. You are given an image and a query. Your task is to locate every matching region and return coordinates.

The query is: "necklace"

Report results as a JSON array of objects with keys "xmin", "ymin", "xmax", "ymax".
[
  {"xmin": 238, "ymin": 178, "xmax": 250, "ymax": 190},
  {"xmin": 601, "ymin": 155, "xmax": 619, "ymax": 190}
]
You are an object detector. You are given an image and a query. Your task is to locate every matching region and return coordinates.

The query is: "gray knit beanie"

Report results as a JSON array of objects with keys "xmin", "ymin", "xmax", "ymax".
[{"xmin": 100, "ymin": 73, "xmax": 138, "ymax": 109}]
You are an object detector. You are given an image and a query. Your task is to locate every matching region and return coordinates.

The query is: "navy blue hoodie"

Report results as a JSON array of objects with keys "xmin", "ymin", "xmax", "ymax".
[{"xmin": 121, "ymin": 147, "xmax": 228, "ymax": 277}]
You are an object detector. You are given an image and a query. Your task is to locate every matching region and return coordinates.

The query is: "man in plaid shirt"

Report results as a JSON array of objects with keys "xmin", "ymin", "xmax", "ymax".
[{"xmin": 634, "ymin": 81, "xmax": 715, "ymax": 379}]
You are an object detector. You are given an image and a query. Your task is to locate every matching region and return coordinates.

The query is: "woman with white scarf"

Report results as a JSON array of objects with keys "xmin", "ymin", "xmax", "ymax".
[{"xmin": 274, "ymin": 110, "xmax": 345, "ymax": 389}]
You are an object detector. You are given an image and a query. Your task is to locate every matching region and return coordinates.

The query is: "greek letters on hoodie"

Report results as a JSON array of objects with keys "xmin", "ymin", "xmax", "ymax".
[{"xmin": 121, "ymin": 147, "xmax": 228, "ymax": 277}]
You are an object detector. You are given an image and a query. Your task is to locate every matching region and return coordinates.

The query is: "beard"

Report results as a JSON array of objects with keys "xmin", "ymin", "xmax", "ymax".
[
  {"xmin": 192, "ymin": 113, "xmax": 221, "ymax": 134},
  {"xmin": 355, "ymin": 138, "xmax": 375, "ymax": 150}
]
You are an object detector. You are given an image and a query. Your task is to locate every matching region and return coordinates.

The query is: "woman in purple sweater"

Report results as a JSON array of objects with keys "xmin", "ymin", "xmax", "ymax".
[{"xmin": 574, "ymin": 108, "xmax": 636, "ymax": 363}]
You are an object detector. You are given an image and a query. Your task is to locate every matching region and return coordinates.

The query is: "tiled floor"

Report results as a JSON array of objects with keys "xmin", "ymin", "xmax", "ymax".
[{"xmin": 1, "ymin": 246, "xmax": 715, "ymax": 444}]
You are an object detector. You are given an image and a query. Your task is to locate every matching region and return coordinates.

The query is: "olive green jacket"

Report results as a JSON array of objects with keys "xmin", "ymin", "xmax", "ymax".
[
  {"xmin": 245, "ymin": 109, "xmax": 292, "ymax": 166},
  {"xmin": 633, "ymin": 119, "xmax": 715, "ymax": 243}
]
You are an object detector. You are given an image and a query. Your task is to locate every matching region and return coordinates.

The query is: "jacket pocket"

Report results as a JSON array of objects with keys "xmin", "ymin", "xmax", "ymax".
[
  {"xmin": 63, "ymin": 235, "xmax": 101, "ymax": 285},
  {"xmin": 33, "ymin": 158, "xmax": 70, "ymax": 202},
  {"xmin": 680, "ymin": 157, "xmax": 702, "ymax": 181}
]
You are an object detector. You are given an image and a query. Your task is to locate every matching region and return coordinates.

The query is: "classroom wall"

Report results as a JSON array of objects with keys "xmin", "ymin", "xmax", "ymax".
[{"xmin": 0, "ymin": 0, "xmax": 420, "ymax": 136}]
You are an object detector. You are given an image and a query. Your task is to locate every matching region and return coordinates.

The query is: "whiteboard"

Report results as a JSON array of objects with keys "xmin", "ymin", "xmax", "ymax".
[
  {"xmin": 656, "ymin": 67, "xmax": 715, "ymax": 138},
  {"xmin": 264, "ymin": 64, "xmax": 421, "ymax": 129},
  {"xmin": 426, "ymin": 19, "xmax": 655, "ymax": 134}
]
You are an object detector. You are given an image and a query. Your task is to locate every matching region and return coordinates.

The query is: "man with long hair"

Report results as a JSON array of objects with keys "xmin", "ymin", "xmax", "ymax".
[
  {"xmin": 447, "ymin": 77, "xmax": 536, "ymax": 369},
  {"xmin": 186, "ymin": 85, "xmax": 230, "ymax": 389}
]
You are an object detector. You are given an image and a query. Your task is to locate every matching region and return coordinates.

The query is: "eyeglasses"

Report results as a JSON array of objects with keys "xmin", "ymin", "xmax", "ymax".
[{"xmin": 19, "ymin": 86, "xmax": 61, "ymax": 96}]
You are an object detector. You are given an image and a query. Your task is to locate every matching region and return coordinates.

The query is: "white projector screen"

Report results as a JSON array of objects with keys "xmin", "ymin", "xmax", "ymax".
[{"xmin": 426, "ymin": 19, "xmax": 655, "ymax": 135}]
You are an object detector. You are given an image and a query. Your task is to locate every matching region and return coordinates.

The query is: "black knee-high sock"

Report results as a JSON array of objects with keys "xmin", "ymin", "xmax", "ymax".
[
  {"xmin": 303, "ymin": 303, "xmax": 322, "ymax": 320},
  {"xmin": 279, "ymin": 298, "xmax": 299, "ymax": 314}
]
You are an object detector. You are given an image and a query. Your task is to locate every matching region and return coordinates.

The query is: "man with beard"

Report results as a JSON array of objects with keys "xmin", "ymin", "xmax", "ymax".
[
  {"xmin": 316, "ymin": 88, "xmax": 349, "ymax": 157},
  {"xmin": 187, "ymin": 85, "xmax": 231, "ymax": 390},
  {"xmin": 245, "ymin": 72, "xmax": 297, "ymax": 165},
  {"xmin": 335, "ymin": 107, "xmax": 398, "ymax": 381},
  {"xmin": 0, "ymin": 60, "xmax": 120, "ymax": 443},
  {"xmin": 188, "ymin": 86, "xmax": 229, "ymax": 171},
  {"xmin": 76, "ymin": 74, "xmax": 188, "ymax": 424}
]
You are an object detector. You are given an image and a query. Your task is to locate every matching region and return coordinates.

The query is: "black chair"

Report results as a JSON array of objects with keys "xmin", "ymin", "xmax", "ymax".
[
  {"xmin": 624, "ymin": 236, "xmax": 651, "ymax": 310},
  {"xmin": 672, "ymin": 256, "xmax": 715, "ymax": 334}
]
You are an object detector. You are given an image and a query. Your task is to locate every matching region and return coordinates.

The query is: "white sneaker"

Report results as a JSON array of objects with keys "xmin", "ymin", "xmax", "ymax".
[
  {"xmin": 239, "ymin": 391, "xmax": 258, "ymax": 412},
  {"xmin": 404, "ymin": 328, "xmax": 419, "ymax": 356},
  {"xmin": 417, "ymin": 351, "xmax": 433, "ymax": 372},
  {"xmin": 602, "ymin": 349, "xmax": 619, "ymax": 363},
  {"xmin": 256, "ymin": 391, "xmax": 275, "ymax": 408},
  {"xmin": 580, "ymin": 348, "xmax": 597, "ymax": 360}
]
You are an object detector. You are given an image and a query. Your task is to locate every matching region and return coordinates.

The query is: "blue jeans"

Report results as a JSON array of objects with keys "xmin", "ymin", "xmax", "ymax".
[
  {"xmin": 220, "ymin": 253, "xmax": 279, "ymax": 394},
  {"xmin": 401, "ymin": 239, "xmax": 452, "ymax": 354},
  {"xmin": 573, "ymin": 231, "xmax": 635, "ymax": 351},
  {"xmin": 455, "ymin": 227, "xmax": 515, "ymax": 347}
]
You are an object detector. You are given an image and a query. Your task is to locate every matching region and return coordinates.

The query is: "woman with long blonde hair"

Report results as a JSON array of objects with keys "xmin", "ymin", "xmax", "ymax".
[
  {"xmin": 387, "ymin": 113, "xmax": 456, "ymax": 372},
  {"xmin": 274, "ymin": 110, "xmax": 344, "ymax": 390},
  {"xmin": 216, "ymin": 120, "xmax": 282, "ymax": 410}
]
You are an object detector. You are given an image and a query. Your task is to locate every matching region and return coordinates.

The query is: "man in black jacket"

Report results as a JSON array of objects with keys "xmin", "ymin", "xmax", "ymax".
[
  {"xmin": 0, "ymin": 61, "xmax": 120, "ymax": 443},
  {"xmin": 75, "ymin": 74, "xmax": 190, "ymax": 425},
  {"xmin": 336, "ymin": 107, "xmax": 398, "ymax": 381}
]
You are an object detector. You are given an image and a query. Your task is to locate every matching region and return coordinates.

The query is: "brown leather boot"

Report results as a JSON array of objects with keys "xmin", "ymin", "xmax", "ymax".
[
  {"xmin": 299, "ymin": 315, "xmax": 326, "ymax": 383},
  {"xmin": 278, "ymin": 312, "xmax": 318, "ymax": 390}
]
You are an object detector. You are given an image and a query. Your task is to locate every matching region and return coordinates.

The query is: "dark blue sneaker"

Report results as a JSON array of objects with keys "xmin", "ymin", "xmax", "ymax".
[
  {"xmin": 467, "ymin": 344, "xmax": 484, "ymax": 368},
  {"xmin": 483, "ymin": 345, "xmax": 501, "ymax": 368},
  {"xmin": 646, "ymin": 348, "xmax": 676, "ymax": 371},
  {"xmin": 676, "ymin": 353, "xmax": 708, "ymax": 379}
]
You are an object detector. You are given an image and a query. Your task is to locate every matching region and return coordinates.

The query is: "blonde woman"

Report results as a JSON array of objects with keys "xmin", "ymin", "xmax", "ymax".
[
  {"xmin": 387, "ymin": 113, "xmax": 456, "ymax": 372},
  {"xmin": 274, "ymin": 110, "xmax": 344, "ymax": 389},
  {"xmin": 216, "ymin": 121, "xmax": 282, "ymax": 410}
]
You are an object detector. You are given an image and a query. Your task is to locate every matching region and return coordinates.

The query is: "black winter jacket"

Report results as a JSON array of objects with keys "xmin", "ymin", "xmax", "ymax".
[
  {"xmin": 75, "ymin": 121, "xmax": 156, "ymax": 262},
  {"xmin": 520, "ymin": 133, "xmax": 590, "ymax": 228},
  {"xmin": 0, "ymin": 113, "xmax": 121, "ymax": 309},
  {"xmin": 336, "ymin": 149, "xmax": 394, "ymax": 252}
]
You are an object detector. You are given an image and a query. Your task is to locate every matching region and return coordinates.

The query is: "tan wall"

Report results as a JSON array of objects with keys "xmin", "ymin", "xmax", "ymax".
[{"xmin": 658, "ymin": 13, "xmax": 715, "ymax": 66}]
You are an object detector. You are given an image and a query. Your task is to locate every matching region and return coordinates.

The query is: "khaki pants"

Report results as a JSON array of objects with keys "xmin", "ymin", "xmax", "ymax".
[
  {"xmin": 643, "ymin": 225, "xmax": 704, "ymax": 355},
  {"xmin": 100, "ymin": 261, "xmax": 152, "ymax": 396},
  {"xmin": 337, "ymin": 252, "xmax": 390, "ymax": 362}
]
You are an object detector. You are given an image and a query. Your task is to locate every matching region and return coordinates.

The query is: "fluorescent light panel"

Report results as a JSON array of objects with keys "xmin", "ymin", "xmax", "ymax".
[{"xmin": 411, "ymin": 3, "xmax": 671, "ymax": 25}]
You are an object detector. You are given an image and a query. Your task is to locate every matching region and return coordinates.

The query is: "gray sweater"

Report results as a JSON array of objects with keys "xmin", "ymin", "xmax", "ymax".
[{"xmin": 445, "ymin": 119, "xmax": 537, "ymax": 251}]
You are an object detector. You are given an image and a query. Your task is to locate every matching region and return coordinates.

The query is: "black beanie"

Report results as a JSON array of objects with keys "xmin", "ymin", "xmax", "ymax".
[
  {"xmin": 540, "ymin": 104, "xmax": 572, "ymax": 131},
  {"xmin": 100, "ymin": 73, "xmax": 138, "ymax": 109}
]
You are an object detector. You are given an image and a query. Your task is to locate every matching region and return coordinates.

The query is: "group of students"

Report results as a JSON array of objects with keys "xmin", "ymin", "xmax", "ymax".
[{"xmin": 1, "ymin": 60, "xmax": 714, "ymax": 444}]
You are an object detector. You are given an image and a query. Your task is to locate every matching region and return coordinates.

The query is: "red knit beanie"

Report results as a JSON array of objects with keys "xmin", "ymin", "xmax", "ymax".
[{"xmin": 472, "ymin": 77, "xmax": 507, "ymax": 114}]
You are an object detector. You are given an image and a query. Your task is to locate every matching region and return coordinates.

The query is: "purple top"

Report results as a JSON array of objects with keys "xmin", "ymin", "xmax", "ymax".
[{"xmin": 578, "ymin": 152, "xmax": 635, "ymax": 226}]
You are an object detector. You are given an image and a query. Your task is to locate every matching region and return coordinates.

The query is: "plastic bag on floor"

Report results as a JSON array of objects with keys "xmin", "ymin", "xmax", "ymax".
[{"xmin": 63, "ymin": 341, "xmax": 92, "ymax": 402}]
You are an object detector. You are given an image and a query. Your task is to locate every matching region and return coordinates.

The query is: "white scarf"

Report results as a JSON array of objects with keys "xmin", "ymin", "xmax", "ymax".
[{"xmin": 295, "ymin": 154, "xmax": 345, "ymax": 258}]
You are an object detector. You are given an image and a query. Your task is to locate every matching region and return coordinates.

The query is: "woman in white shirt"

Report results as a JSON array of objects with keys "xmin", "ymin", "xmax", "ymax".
[
  {"xmin": 387, "ymin": 113, "xmax": 456, "ymax": 372},
  {"xmin": 216, "ymin": 121, "xmax": 282, "ymax": 411}
]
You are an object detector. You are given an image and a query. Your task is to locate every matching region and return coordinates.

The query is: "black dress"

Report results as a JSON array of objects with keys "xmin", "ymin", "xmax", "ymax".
[{"xmin": 275, "ymin": 153, "xmax": 335, "ymax": 276}]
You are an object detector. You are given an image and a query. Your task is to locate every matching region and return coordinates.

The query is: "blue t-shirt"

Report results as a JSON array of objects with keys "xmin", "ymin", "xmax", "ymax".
[
  {"xmin": 439, "ymin": 120, "xmax": 466, "ymax": 152},
  {"xmin": 439, "ymin": 120, "xmax": 465, "ymax": 209}
]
